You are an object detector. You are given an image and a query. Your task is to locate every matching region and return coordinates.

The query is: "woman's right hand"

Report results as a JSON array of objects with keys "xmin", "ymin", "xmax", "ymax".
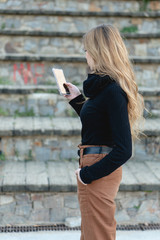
[{"xmin": 63, "ymin": 82, "xmax": 81, "ymax": 101}]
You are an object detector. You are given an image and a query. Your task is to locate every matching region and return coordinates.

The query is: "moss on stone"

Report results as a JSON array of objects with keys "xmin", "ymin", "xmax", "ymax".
[
  {"xmin": 121, "ymin": 25, "xmax": 138, "ymax": 33},
  {"xmin": 0, "ymin": 107, "xmax": 9, "ymax": 116}
]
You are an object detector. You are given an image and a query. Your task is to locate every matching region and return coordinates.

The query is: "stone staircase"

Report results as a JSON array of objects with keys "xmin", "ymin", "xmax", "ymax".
[{"xmin": 0, "ymin": 0, "xmax": 159, "ymax": 226}]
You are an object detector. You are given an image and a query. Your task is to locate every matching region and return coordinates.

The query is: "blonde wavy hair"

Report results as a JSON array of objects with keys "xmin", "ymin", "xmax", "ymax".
[{"xmin": 83, "ymin": 24, "xmax": 147, "ymax": 141}]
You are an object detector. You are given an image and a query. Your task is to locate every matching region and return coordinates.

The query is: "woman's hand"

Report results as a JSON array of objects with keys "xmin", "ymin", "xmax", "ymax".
[
  {"xmin": 63, "ymin": 82, "xmax": 81, "ymax": 101},
  {"xmin": 75, "ymin": 168, "xmax": 87, "ymax": 185}
]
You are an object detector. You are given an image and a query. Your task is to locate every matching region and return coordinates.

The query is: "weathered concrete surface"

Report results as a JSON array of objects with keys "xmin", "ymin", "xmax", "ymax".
[
  {"xmin": 0, "ymin": 35, "xmax": 160, "ymax": 57},
  {"xmin": 0, "ymin": 159, "xmax": 160, "ymax": 192},
  {"xmin": 0, "ymin": 61, "xmax": 159, "ymax": 87},
  {"xmin": 0, "ymin": 0, "xmax": 159, "ymax": 12},
  {"xmin": 0, "ymin": 152, "xmax": 159, "ymax": 225},
  {"xmin": 0, "ymin": 88, "xmax": 159, "ymax": 118}
]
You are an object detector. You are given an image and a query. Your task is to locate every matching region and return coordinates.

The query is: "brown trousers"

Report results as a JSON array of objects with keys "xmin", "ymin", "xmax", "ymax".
[{"xmin": 77, "ymin": 144, "xmax": 122, "ymax": 240}]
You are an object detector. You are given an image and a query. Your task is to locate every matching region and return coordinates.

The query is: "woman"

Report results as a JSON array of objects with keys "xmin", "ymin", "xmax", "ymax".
[{"xmin": 64, "ymin": 24, "xmax": 145, "ymax": 240}]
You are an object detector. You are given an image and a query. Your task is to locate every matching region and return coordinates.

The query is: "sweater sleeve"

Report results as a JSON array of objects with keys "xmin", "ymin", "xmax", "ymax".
[
  {"xmin": 80, "ymin": 85, "xmax": 132, "ymax": 184},
  {"xmin": 69, "ymin": 94, "xmax": 86, "ymax": 116}
]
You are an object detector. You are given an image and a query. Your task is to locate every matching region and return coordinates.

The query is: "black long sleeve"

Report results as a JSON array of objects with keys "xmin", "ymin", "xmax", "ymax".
[
  {"xmin": 79, "ymin": 84, "xmax": 132, "ymax": 183},
  {"xmin": 69, "ymin": 94, "xmax": 86, "ymax": 116},
  {"xmin": 69, "ymin": 74, "xmax": 132, "ymax": 184}
]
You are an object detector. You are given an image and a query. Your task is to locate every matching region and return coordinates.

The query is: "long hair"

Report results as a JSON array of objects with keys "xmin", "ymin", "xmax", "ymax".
[{"xmin": 83, "ymin": 24, "xmax": 147, "ymax": 141}]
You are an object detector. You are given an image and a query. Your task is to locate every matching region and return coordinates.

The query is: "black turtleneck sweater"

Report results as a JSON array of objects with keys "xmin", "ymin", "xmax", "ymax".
[{"xmin": 69, "ymin": 74, "xmax": 132, "ymax": 184}]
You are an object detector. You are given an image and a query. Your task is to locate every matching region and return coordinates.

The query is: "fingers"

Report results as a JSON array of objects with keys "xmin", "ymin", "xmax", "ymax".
[
  {"xmin": 75, "ymin": 168, "xmax": 81, "ymax": 175},
  {"xmin": 65, "ymin": 82, "xmax": 72, "ymax": 87},
  {"xmin": 65, "ymin": 82, "xmax": 76, "ymax": 89}
]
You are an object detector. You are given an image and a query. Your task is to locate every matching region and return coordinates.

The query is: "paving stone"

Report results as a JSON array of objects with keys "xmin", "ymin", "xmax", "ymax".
[
  {"xmin": 127, "ymin": 161, "xmax": 160, "ymax": 189},
  {"xmin": 39, "ymin": 105, "xmax": 54, "ymax": 116},
  {"xmin": 33, "ymin": 117, "xmax": 53, "ymax": 135},
  {"xmin": 0, "ymin": 195, "xmax": 14, "ymax": 205},
  {"xmin": 66, "ymin": 161, "xmax": 79, "ymax": 192},
  {"xmin": 65, "ymin": 217, "xmax": 81, "ymax": 228},
  {"xmin": 64, "ymin": 194, "xmax": 79, "ymax": 209},
  {"xmin": 13, "ymin": 117, "xmax": 33, "ymax": 136},
  {"xmin": 48, "ymin": 161, "xmax": 73, "ymax": 192},
  {"xmin": 115, "ymin": 209, "xmax": 130, "ymax": 223},
  {"xmin": 15, "ymin": 204, "xmax": 32, "ymax": 217},
  {"xmin": 33, "ymin": 200, "xmax": 44, "ymax": 210},
  {"xmin": 2, "ymin": 172, "xmax": 26, "ymax": 191},
  {"xmin": 26, "ymin": 161, "xmax": 49, "ymax": 191},
  {"xmin": 15, "ymin": 193, "xmax": 30, "ymax": 203},
  {"xmin": 0, "ymin": 117, "xmax": 14, "ymax": 136},
  {"xmin": 30, "ymin": 193, "xmax": 44, "ymax": 201},
  {"xmin": 43, "ymin": 194, "xmax": 64, "ymax": 209},
  {"xmin": 60, "ymin": 148, "xmax": 78, "ymax": 160},
  {"xmin": 50, "ymin": 207, "xmax": 66, "ymax": 223},
  {"xmin": 55, "ymin": 101, "xmax": 67, "ymax": 115},
  {"xmin": 120, "ymin": 163, "xmax": 138, "ymax": 189},
  {"xmin": 116, "ymin": 192, "xmax": 140, "ymax": 210},
  {"xmin": 0, "ymin": 202, "xmax": 16, "ymax": 214},
  {"xmin": 51, "ymin": 118, "xmax": 75, "ymax": 136},
  {"xmin": 2, "ymin": 161, "xmax": 26, "ymax": 191},
  {"xmin": 14, "ymin": 138, "xmax": 32, "ymax": 161},
  {"xmin": 2, "ymin": 214, "xmax": 26, "ymax": 225},
  {"xmin": 145, "ymin": 161, "xmax": 160, "ymax": 181},
  {"xmin": 135, "ymin": 199, "xmax": 160, "ymax": 223},
  {"xmin": 0, "ymin": 159, "xmax": 160, "ymax": 193},
  {"xmin": 29, "ymin": 208, "xmax": 50, "ymax": 223},
  {"xmin": 65, "ymin": 208, "xmax": 81, "ymax": 219},
  {"xmin": 34, "ymin": 146, "xmax": 51, "ymax": 162}
]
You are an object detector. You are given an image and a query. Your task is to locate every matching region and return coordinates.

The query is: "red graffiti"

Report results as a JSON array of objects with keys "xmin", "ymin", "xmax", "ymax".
[{"xmin": 13, "ymin": 63, "xmax": 44, "ymax": 85}]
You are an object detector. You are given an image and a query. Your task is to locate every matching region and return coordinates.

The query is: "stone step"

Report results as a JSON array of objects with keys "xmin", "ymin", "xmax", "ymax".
[
  {"xmin": 0, "ymin": 87, "xmax": 159, "ymax": 118},
  {"xmin": 0, "ymin": 0, "xmax": 159, "ymax": 12},
  {"xmin": 0, "ymin": 117, "xmax": 159, "ymax": 161},
  {"xmin": 0, "ymin": 159, "xmax": 159, "ymax": 192},
  {"xmin": 0, "ymin": 58, "xmax": 159, "ymax": 87},
  {"xmin": 0, "ymin": 117, "xmax": 81, "ymax": 162},
  {"xmin": 1, "ymin": 30, "xmax": 160, "ymax": 38},
  {"xmin": 0, "ymin": 11, "xmax": 159, "ymax": 33},
  {"xmin": 0, "ymin": 159, "xmax": 160, "ymax": 225},
  {"xmin": 1, "ymin": 9, "xmax": 160, "ymax": 17},
  {"xmin": 1, "ymin": 33, "xmax": 160, "ymax": 57},
  {"xmin": 1, "ymin": 55, "xmax": 160, "ymax": 63},
  {"xmin": 0, "ymin": 92, "xmax": 76, "ymax": 118}
]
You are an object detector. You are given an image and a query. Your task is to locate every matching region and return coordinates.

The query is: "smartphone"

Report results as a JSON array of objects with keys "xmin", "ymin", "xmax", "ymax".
[{"xmin": 52, "ymin": 68, "xmax": 70, "ymax": 95}]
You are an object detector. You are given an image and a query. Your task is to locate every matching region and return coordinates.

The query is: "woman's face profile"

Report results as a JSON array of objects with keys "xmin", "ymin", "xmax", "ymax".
[{"xmin": 85, "ymin": 50, "xmax": 94, "ymax": 70}]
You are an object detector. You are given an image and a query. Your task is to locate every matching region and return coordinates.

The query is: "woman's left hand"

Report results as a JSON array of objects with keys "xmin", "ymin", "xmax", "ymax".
[{"xmin": 75, "ymin": 168, "xmax": 87, "ymax": 185}]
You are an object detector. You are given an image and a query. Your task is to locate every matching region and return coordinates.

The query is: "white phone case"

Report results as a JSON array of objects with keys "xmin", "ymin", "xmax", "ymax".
[{"xmin": 52, "ymin": 68, "xmax": 70, "ymax": 95}]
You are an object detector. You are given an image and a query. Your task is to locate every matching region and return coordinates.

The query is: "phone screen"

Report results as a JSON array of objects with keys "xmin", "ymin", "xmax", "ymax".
[{"xmin": 52, "ymin": 68, "xmax": 70, "ymax": 95}]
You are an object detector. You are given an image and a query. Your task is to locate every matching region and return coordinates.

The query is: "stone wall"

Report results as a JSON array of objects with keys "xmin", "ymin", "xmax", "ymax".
[
  {"xmin": 0, "ymin": 132, "xmax": 160, "ymax": 162},
  {"xmin": 0, "ymin": 93, "xmax": 77, "ymax": 118},
  {"xmin": 0, "ymin": 15, "xmax": 159, "ymax": 33},
  {"xmin": 0, "ymin": 0, "xmax": 159, "ymax": 12},
  {"xmin": 0, "ymin": 92, "xmax": 159, "ymax": 118},
  {"xmin": 0, "ymin": 191, "xmax": 159, "ymax": 226},
  {"xmin": 0, "ymin": 135, "xmax": 80, "ymax": 161},
  {"xmin": 0, "ymin": 61, "xmax": 159, "ymax": 87},
  {"xmin": 1, "ymin": 36, "xmax": 160, "ymax": 57}
]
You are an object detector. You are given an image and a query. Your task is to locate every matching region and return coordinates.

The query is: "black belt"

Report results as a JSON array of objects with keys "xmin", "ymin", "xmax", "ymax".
[{"xmin": 78, "ymin": 146, "xmax": 113, "ymax": 156}]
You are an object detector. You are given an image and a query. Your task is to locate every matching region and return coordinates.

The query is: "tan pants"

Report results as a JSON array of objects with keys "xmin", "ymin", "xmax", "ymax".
[{"xmin": 77, "ymin": 144, "xmax": 122, "ymax": 240}]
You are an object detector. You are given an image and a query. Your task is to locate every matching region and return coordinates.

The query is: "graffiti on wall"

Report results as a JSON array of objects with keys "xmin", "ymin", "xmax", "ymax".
[{"xmin": 13, "ymin": 63, "xmax": 45, "ymax": 84}]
